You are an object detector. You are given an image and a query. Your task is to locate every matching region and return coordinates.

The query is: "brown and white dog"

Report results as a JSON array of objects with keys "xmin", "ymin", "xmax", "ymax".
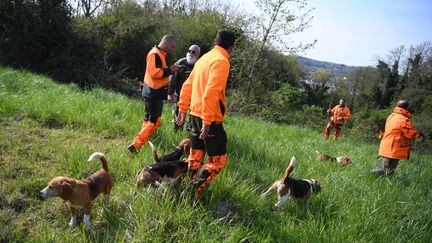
[
  {"xmin": 315, "ymin": 151, "xmax": 351, "ymax": 165},
  {"xmin": 136, "ymin": 141, "xmax": 188, "ymax": 190},
  {"xmin": 260, "ymin": 156, "xmax": 321, "ymax": 208},
  {"xmin": 156, "ymin": 138, "xmax": 191, "ymax": 162},
  {"xmin": 40, "ymin": 152, "xmax": 113, "ymax": 230}
]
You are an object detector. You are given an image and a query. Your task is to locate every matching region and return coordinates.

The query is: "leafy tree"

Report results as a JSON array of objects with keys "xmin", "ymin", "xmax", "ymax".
[
  {"xmin": 301, "ymin": 68, "xmax": 333, "ymax": 108},
  {"xmin": 246, "ymin": 0, "xmax": 315, "ymax": 94},
  {"xmin": 0, "ymin": 0, "xmax": 73, "ymax": 75}
]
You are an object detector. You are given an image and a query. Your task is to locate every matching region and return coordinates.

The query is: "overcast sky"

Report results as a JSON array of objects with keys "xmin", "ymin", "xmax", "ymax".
[{"xmin": 232, "ymin": 0, "xmax": 432, "ymax": 66}]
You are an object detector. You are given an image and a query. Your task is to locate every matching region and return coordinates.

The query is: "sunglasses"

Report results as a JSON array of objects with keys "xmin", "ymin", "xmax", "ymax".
[{"xmin": 188, "ymin": 50, "xmax": 196, "ymax": 54}]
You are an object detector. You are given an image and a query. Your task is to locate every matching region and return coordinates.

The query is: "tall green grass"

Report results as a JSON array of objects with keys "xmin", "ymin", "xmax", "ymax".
[{"xmin": 1, "ymin": 67, "xmax": 431, "ymax": 242}]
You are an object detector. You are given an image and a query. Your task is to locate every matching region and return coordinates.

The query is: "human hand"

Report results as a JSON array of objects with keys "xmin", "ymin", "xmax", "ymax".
[
  {"xmin": 170, "ymin": 64, "xmax": 181, "ymax": 73},
  {"xmin": 199, "ymin": 124, "xmax": 210, "ymax": 140},
  {"xmin": 176, "ymin": 112, "xmax": 185, "ymax": 126},
  {"xmin": 167, "ymin": 94, "xmax": 174, "ymax": 103}
]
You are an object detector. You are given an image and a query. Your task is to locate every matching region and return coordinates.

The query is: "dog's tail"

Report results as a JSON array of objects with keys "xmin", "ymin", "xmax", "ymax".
[
  {"xmin": 88, "ymin": 152, "xmax": 108, "ymax": 171},
  {"xmin": 148, "ymin": 141, "xmax": 161, "ymax": 163},
  {"xmin": 282, "ymin": 156, "xmax": 296, "ymax": 183}
]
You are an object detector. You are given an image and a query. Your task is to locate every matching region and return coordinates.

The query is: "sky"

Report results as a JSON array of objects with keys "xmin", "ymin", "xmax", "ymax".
[{"xmin": 232, "ymin": 0, "xmax": 432, "ymax": 66}]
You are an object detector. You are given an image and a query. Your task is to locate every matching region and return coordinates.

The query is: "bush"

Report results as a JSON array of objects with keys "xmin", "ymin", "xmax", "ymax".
[{"xmin": 348, "ymin": 107, "xmax": 391, "ymax": 142}]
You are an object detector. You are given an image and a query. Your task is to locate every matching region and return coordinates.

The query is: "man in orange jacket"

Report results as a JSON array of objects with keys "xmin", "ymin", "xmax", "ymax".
[
  {"xmin": 324, "ymin": 99, "xmax": 351, "ymax": 140},
  {"xmin": 372, "ymin": 100, "xmax": 423, "ymax": 176},
  {"xmin": 128, "ymin": 35, "xmax": 182, "ymax": 154},
  {"xmin": 176, "ymin": 29, "xmax": 235, "ymax": 198}
]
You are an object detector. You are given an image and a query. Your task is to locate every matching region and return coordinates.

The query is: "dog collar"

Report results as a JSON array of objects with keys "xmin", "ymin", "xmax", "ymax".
[{"xmin": 304, "ymin": 179, "xmax": 317, "ymax": 193}]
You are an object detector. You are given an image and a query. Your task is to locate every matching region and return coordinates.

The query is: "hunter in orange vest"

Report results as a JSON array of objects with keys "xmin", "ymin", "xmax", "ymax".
[
  {"xmin": 372, "ymin": 100, "xmax": 423, "ymax": 175},
  {"xmin": 128, "ymin": 35, "xmax": 182, "ymax": 154},
  {"xmin": 176, "ymin": 29, "xmax": 235, "ymax": 199},
  {"xmin": 324, "ymin": 99, "xmax": 351, "ymax": 140}
]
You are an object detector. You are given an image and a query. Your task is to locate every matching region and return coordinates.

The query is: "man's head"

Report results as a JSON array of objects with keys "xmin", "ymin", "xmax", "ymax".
[
  {"xmin": 158, "ymin": 35, "xmax": 176, "ymax": 53},
  {"xmin": 396, "ymin": 100, "xmax": 410, "ymax": 110},
  {"xmin": 186, "ymin": 44, "xmax": 200, "ymax": 64},
  {"xmin": 339, "ymin": 99, "xmax": 345, "ymax": 107},
  {"xmin": 214, "ymin": 29, "xmax": 236, "ymax": 53}
]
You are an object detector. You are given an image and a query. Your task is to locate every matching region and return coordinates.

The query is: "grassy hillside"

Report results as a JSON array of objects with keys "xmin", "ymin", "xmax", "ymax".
[{"xmin": 1, "ymin": 67, "xmax": 431, "ymax": 242}]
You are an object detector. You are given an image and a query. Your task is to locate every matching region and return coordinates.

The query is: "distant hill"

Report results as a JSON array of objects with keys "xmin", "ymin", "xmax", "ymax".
[{"xmin": 297, "ymin": 56, "xmax": 360, "ymax": 77}]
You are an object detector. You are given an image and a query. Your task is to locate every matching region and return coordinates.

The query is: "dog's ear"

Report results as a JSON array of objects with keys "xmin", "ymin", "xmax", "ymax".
[
  {"xmin": 60, "ymin": 181, "xmax": 73, "ymax": 195},
  {"xmin": 183, "ymin": 143, "xmax": 190, "ymax": 153}
]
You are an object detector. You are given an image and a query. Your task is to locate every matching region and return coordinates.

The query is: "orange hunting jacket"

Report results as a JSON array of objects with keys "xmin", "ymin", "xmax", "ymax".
[
  {"xmin": 178, "ymin": 45, "xmax": 230, "ymax": 125},
  {"xmin": 379, "ymin": 107, "xmax": 421, "ymax": 160},
  {"xmin": 142, "ymin": 46, "xmax": 172, "ymax": 99},
  {"xmin": 329, "ymin": 105, "xmax": 351, "ymax": 125}
]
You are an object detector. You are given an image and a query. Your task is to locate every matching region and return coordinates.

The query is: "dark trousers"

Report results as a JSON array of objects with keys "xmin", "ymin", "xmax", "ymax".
[
  {"xmin": 144, "ymin": 99, "xmax": 163, "ymax": 124},
  {"xmin": 189, "ymin": 115, "xmax": 227, "ymax": 156}
]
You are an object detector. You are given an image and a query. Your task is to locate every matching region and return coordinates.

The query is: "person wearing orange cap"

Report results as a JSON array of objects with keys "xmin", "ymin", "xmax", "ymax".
[
  {"xmin": 176, "ymin": 29, "xmax": 235, "ymax": 199},
  {"xmin": 372, "ymin": 100, "xmax": 424, "ymax": 176},
  {"xmin": 128, "ymin": 35, "xmax": 182, "ymax": 154},
  {"xmin": 324, "ymin": 99, "xmax": 351, "ymax": 140}
]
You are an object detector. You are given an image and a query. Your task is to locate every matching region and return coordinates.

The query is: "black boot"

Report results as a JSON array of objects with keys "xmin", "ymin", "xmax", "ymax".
[
  {"xmin": 192, "ymin": 169, "xmax": 211, "ymax": 191},
  {"xmin": 371, "ymin": 167, "xmax": 384, "ymax": 175},
  {"xmin": 127, "ymin": 144, "xmax": 138, "ymax": 154}
]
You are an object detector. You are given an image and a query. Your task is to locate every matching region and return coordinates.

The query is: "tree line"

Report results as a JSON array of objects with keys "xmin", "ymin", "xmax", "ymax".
[{"xmin": 1, "ymin": 0, "xmax": 431, "ymax": 152}]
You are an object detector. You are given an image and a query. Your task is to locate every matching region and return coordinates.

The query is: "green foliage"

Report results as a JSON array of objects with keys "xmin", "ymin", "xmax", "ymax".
[
  {"xmin": 348, "ymin": 107, "xmax": 391, "ymax": 142},
  {"xmin": 271, "ymin": 83, "xmax": 304, "ymax": 110},
  {"xmin": 0, "ymin": 0, "xmax": 73, "ymax": 73}
]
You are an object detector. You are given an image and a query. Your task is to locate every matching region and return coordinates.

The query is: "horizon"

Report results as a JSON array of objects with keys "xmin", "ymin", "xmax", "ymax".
[{"xmin": 232, "ymin": 0, "xmax": 432, "ymax": 67}]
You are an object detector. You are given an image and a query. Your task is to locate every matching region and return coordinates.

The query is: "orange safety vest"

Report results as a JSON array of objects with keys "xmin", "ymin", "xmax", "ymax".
[
  {"xmin": 144, "ymin": 46, "xmax": 170, "ymax": 89},
  {"xmin": 178, "ymin": 45, "xmax": 230, "ymax": 125},
  {"xmin": 378, "ymin": 107, "xmax": 421, "ymax": 160},
  {"xmin": 329, "ymin": 105, "xmax": 351, "ymax": 125}
]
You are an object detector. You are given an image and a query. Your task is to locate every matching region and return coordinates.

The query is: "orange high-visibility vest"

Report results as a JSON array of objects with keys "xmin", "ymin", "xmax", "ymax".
[
  {"xmin": 379, "ymin": 107, "xmax": 421, "ymax": 160},
  {"xmin": 144, "ymin": 46, "xmax": 170, "ymax": 89},
  {"xmin": 178, "ymin": 45, "xmax": 230, "ymax": 125},
  {"xmin": 329, "ymin": 105, "xmax": 351, "ymax": 125}
]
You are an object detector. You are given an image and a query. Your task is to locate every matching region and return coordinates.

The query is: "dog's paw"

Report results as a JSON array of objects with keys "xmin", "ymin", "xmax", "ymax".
[{"xmin": 69, "ymin": 217, "xmax": 77, "ymax": 227}]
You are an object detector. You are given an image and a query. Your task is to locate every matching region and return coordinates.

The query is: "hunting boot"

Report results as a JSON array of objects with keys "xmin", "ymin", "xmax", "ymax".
[
  {"xmin": 187, "ymin": 149, "xmax": 205, "ymax": 178},
  {"xmin": 383, "ymin": 158, "xmax": 399, "ymax": 176},
  {"xmin": 193, "ymin": 154, "xmax": 228, "ymax": 198},
  {"xmin": 370, "ymin": 167, "xmax": 384, "ymax": 175},
  {"xmin": 129, "ymin": 117, "xmax": 161, "ymax": 152}
]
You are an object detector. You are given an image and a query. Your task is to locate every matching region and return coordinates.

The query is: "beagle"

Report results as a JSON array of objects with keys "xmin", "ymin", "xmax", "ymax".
[
  {"xmin": 154, "ymin": 138, "xmax": 191, "ymax": 163},
  {"xmin": 40, "ymin": 152, "xmax": 113, "ymax": 230},
  {"xmin": 261, "ymin": 156, "xmax": 321, "ymax": 208},
  {"xmin": 315, "ymin": 151, "xmax": 351, "ymax": 165},
  {"xmin": 136, "ymin": 141, "xmax": 188, "ymax": 190}
]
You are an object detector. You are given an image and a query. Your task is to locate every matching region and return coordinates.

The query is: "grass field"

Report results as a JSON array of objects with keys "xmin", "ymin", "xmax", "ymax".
[{"xmin": 1, "ymin": 67, "xmax": 431, "ymax": 242}]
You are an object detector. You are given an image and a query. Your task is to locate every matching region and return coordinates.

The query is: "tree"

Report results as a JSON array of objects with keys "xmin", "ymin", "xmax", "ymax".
[
  {"xmin": 301, "ymin": 68, "xmax": 333, "ymax": 108},
  {"xmin": 246, "ymin": 0, "xmax": 315, "ymax": 94},
  {"xmin": 70, "ymin": 0, "xmax": 107, "ymax": 17},
  {"xmin": 0, "ymin": 0, "xmax": 73, "ymax": 74},
  {"xmin": 346, "ymin": 67, "xmax": 380, "ymax": 110}
]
